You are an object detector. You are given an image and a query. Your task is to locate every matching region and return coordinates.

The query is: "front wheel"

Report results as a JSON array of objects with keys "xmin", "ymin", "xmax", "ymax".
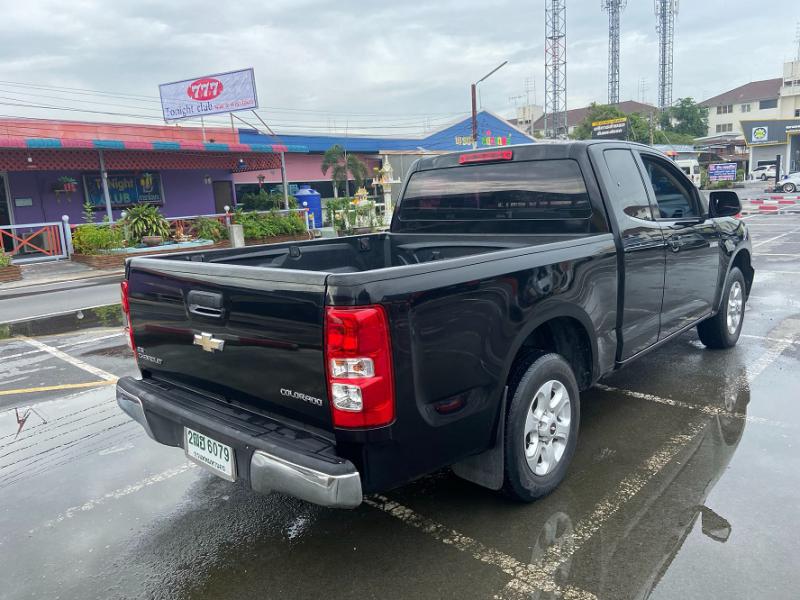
[
  {"xmin": 697, "ymin": 267, "xmax": 746, "ymax": 349},
  {"xmin": 783, "ymin": 182, "xmax": 797, "ymax": 193},
  {"xmin": 502, "ymin": 353, "xmax": 580, "ymax": 502}
]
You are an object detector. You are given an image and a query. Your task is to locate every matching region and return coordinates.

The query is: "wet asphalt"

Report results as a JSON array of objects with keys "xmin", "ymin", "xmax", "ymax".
[{"xmin": 1, "ymin": 214, "xmax": 799, "ymax": 600}]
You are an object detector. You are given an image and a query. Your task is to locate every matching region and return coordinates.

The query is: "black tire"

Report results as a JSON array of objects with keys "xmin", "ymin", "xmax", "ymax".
[
  {"xmin": 761, "ymin": 174, "xmax": 767, "ymax": 181},
  {"xmin": 697, "ymin": 267, "xmax": 746, "ymax": 349},
  {"xmin": 502, "ymin": 353, "xmax": 580, "ymax": 502},
  {"xmin": 783, "ymin": 183, "xmax": 797, "ymax": 193}
]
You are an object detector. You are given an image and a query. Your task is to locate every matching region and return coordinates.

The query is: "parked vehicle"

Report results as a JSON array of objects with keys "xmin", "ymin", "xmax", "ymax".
[
  {"xmin": 779, "ymin": 172, "xmax": 800, "ymax": 193},
  {"xmin": 116, "ymin": 142, "xmax": 754, "ymax": 508},
  {"xmin": 751, "ymin": 165, "xmax": 776, "ymax": 180},
  {"xmin": 676, "ymin": 158, "xmax": 702, "ymax": 187}
]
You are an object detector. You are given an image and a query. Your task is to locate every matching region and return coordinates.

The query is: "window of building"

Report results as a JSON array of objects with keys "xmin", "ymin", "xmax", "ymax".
[
  {"xmin": 760, "ymin": 98, "xmax": 778, "ymax": 110},
  {"xmin": 715, "ymin": 123, "xmax": 733, "ymax": 133},
  {"xmin": 716, "ymin": 104, "xmax": 734, "ymax": 114},
  {"xmin": 741, "ymin": 103, "xmax": 751, "ymax": 112},
  {"xmin": 795, "ymin": 109, "xmax": 800, "ymax": 118}
]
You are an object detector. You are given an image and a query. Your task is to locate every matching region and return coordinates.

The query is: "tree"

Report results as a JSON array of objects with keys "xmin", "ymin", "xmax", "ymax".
[
  {"xmin": 321, "ymin": 145, "xmax": 348, "ymax": 198},
  {"xmin": 660, "ymin": 97, "xmax": 708, "ymax": 138},
  {"xmin": 571, "ymin": 102, "xmax": 697, "ymax": 146},
  {"xmin": 321, "ymin": 145, "xmax": 369, "ymax": 198},
  {"xmin": 571, "ymin": 103, "xmax": 627, "ymax": 140}
]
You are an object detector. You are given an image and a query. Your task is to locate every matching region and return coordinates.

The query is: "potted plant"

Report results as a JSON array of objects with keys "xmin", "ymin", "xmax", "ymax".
[
  {"xmin": 0, "ymin": 250, "xmax": 22, "ymax": 283},
  {"xmin": 121, "ymin": 204, "xmax": 171, "ymax": 246}
]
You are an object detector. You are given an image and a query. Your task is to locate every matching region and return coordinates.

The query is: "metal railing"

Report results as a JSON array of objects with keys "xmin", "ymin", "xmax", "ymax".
[{"xmin": 0, "ymin": 221, "xmax": 68, "ymax": 263}]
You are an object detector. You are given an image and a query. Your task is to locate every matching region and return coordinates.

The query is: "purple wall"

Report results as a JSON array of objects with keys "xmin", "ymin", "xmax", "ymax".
[{"xmin": 7, "ymin": 169, "xmax": 231, "ymax": 225}]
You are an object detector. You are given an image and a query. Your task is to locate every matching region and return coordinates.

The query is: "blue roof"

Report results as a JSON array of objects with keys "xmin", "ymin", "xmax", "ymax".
[{"xmin": 238, "ymin": 111, "xmax": 534, "ymax": 153}]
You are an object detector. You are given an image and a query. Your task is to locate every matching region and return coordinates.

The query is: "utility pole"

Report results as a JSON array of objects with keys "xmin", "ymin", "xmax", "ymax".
[
  {"xmin": 602, "ymin": 0, "xmax": 627, "ymax": 105},
  {"xmin": 471, "ymin": 61, "xmax": 509, "ymax": 149},
  {"xmin": 655, "ymin": 0, "xmax": 678, "ymax": 111},
  {"xmin": 545, "ymin": 0, "xmax": 567, "ymax": 138}
]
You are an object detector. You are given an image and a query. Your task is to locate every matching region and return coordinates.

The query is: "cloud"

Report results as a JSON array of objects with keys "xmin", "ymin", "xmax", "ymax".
[{"xmin": 0, "ymin": 0, "xmax": 795, "ymax": 133}]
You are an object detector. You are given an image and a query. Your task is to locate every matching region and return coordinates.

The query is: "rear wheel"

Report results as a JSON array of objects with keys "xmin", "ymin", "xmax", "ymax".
[
  {"xmin": 783, "ymin": 182, "xmax": 797, "ymax": 193},
  {"xmin": 502, "ymin": 353, "xmax": 580, "ymax": 502},
  {"xmin": 697, "ymin": 267, "xmax": 746, "ymax": 349}
]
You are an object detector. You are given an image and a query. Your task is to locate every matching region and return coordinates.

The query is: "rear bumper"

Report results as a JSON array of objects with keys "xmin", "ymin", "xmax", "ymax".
[{"xmin": 116, "ymin": 377, "xmax": 363, "ymax": 509}]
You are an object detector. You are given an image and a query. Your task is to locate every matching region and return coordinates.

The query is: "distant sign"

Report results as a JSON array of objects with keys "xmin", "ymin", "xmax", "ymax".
[
  {"xmin": 591, "ymin": 117, "xmax": 628, "ymax": 140},
  {"xmin": 751, "ymin": 126, "xmax": 769, "ymax": 144},
  {"xmin": 708, "ymin": 162, "xmax": 737, "ymax": 182},
  {"xmin": 83, "ymin": 172, "xmax": 164, "ymax": 208},
  {"xmin": 159, "ymin": 68, "xmax": 258, "ymax": 121}
]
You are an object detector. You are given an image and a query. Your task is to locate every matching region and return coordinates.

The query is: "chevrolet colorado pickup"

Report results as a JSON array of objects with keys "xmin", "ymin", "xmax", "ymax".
[{"xmin": 116, "ymin": 141, "xmax": 753, "ymax": 508}]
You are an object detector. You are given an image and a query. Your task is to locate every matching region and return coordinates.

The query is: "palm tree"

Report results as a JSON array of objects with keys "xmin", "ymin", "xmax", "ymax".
[
  {"xmin": 321, "ymin": 145, "xmax": 348, "ymax": 198},
  {"xmin": 321, "ymin": 145, "xmax": 369, "ymax": 198}
]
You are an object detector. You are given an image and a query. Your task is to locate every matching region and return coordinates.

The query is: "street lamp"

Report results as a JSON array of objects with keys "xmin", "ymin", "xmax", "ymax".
[{"xmin": 471, "ymin": 60, "xmax": 508, "ymax": 149}]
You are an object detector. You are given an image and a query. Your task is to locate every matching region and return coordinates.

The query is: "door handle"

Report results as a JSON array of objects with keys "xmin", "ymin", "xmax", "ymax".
[
  {"xmin": 187, "ymin": 290, "xmax": 225, "ymax": 318},
  {"xmin": 668, "ymin": 235, "xmax": 682, "ymax": 252}
]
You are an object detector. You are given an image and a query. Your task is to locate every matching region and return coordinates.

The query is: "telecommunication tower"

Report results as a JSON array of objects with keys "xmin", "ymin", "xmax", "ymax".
[
  {"xmin": 544, "ymin": 0, "xmax": 567, "ymax": 138},
  {"xmin": 654, "ymin": 0, "xmax": 678, "ymax": 111},
  {"xmin": 601, "ymin": 0, "xmax": 626, "ymax": 105}
]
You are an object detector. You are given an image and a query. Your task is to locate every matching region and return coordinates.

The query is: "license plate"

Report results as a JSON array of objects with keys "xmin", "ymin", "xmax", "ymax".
[{"xmin": 184, "ymin": 427, "xmax": 236, "ymax": 481}]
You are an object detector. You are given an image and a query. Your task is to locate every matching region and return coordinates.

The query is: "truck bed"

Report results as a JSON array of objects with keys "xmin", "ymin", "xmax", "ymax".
[{"xmin": 147, "ymin": 232, "xmax": 596, "ymax": 274}]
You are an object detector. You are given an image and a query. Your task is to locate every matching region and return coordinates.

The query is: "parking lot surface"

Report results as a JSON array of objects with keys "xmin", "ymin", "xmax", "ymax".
[{"xmin": 1, "ymin": 214, "xmax": 799, "ymax": 599}]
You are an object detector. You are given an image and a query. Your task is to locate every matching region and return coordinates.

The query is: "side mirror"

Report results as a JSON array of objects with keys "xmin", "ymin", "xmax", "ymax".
[{"xmin": 709, "ymin": 191, "xmax": 741, "ymax": 218}]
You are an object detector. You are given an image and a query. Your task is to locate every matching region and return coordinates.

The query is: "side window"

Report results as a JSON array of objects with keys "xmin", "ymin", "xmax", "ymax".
[
  {"xmin": 602, "ymin": 149, "xmax": 654, "ymax": 221},
  {"xmin": 640, "ymin": 155, "xmax": 700, "ymax": 219}
]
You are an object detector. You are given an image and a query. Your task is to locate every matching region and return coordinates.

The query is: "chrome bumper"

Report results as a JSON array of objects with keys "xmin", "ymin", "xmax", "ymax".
[{"xmin": 116, "ymin": 384, "xmax": 363, "ymax": 509}]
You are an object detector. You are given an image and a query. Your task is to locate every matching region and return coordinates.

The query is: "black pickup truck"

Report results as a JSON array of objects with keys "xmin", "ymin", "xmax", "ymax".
[{"xmin": 116, "ymin": 141, "xmax": 753, "ymax": 508}]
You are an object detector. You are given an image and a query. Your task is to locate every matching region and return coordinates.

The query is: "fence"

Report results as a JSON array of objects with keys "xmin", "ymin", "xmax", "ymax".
[{"xmin": 0, "ymin": 221, "xmax": 69, "ymax": 263}]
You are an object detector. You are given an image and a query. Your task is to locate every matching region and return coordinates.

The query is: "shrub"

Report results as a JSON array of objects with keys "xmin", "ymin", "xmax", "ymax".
[
  {"xmin": 0, "ymin": 251, "xmax": 10, "ymax": 267},
  {"xmin": 194, "ymin": 217, "xmax": 228, "ymax": 242},
  {"xmin": 240, "ymin": 189, "xmax": 298, "ymax": 211},
  {"xmin": 72, "ymin": 225, "xmax": 125, "ymax": 255},
  {"xmin": 121, "ymin": 204, "xmax": 171, "ymax": 243},
  {"xmin": 233, "ymin": 210, "xmax": 306, "ymax": 240}
]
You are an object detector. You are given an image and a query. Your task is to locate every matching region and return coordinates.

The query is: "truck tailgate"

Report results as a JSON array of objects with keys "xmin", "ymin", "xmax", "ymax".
[{"xmin": 126, "ymin": 257, "xmax": 332, "ymax": 430}]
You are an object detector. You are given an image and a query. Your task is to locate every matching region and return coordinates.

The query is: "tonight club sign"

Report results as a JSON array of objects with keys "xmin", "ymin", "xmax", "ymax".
[{"xmin": 159, "ymin": 68, "xmax": 258, "ymax": 121}]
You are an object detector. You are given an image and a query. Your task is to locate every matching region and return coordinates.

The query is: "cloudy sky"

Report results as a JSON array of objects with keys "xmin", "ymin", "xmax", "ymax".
[{"xmin": 0, "ymin": 0, "xmax": 797, "ymax": 135}]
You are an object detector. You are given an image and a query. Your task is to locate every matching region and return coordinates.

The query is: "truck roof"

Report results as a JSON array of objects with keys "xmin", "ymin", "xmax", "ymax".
[{"xmin": 413, "ymin": 140, "xmax": 654, "ymax": 171}]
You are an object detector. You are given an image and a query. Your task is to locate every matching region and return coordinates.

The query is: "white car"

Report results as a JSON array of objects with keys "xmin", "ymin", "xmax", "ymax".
[
  {"xmin": 751, "ymin": 165, "xmax": 776, "ymax": 180},
  {"xmin": 780, "ymin": 172, "xmax": 800, "ymax": 193}
]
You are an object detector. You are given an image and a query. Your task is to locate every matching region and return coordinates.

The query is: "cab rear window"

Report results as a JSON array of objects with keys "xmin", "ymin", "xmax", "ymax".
[{"xmin": 397, "ymin": 159, "xmax": 592, "ymax": 233}]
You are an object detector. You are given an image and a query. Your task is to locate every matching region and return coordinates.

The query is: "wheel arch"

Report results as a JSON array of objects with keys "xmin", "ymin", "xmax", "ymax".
[
  {"xmin": 503, "ymin": 304, "xmax": 598, "ymax": 392},
  {"xmin": 729, "ymin": 248, "xmax": 754, "ymax": 299}
]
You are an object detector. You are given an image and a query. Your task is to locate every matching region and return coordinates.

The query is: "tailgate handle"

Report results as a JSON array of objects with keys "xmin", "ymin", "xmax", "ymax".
[{"xmin": 187, "ymin": 290, "xmax": 225, "ymax": 318}]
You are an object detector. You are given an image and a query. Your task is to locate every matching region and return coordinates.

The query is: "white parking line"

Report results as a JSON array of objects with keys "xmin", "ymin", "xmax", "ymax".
[
  {"xmin": 755, "ymin": 253, "xmax": 800, "ymax": 257},
  {"xmin": 752, "ymin": 226, "xmax": 800, "ymax": 248},
  {"xmin": 364, "ymin": 495, "xmax": 597, "ymax": 600},
  {"xmin": 35, "ymin": 462, "xmax": 196, "ymax": 533},
  {"xmin": 594, "ymin": 384, "xmax": 792, "ymax": 429},
  {"xmin": 0, "ymin": 332, "xmax": 125, "ymax": 362},
  {"xmin": 17, "ymin": 336, "xmax": 118, "ymax": 382}
]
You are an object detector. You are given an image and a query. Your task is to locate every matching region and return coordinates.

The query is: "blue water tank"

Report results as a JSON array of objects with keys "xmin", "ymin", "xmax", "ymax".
[{"xmin": 294, "ymin": 185, "xmax": 322, "ymax": 229}]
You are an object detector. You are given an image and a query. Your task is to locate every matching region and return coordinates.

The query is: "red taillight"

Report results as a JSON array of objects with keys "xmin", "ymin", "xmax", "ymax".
[
  {"xmin": 120, "ymin": 280, "xmax": 136, "ymax": 353},
  {"xmin": 458, "ymin": 149, "xmax": 513, "ymax": 164},
  {"xmin": 324, "ymin": 306, "xmax": 395, "ymax": 429}
]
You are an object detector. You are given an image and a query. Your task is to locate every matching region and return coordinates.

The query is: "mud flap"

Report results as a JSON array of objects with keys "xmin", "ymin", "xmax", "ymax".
[{"xmin": 451, "ymin": 388, "xmax": 507, "ymax": 490}]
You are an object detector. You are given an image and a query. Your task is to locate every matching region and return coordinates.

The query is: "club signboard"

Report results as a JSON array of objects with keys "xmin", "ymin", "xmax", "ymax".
[
  {"xmin": 83, "ymin": 172, "xmax": 164, "ymax": 208},
  {"xmin": 159, "ymin": 68, "xmax": 258, "ymax": 121},
  {"xmin": 591, "ymin": 117, "xmax": 628, "ymax": 140}
]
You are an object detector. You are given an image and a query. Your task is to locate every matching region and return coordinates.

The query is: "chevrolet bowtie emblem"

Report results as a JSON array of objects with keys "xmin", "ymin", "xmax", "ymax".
[{"xmin": 193, "ymin": 332, "xmax": 225, "ymax": 353}]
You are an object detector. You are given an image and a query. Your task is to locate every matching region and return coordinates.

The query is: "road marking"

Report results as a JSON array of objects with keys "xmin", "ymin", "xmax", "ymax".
[
  {"xmin": 0, "ymin": 331, "xmax": 126, "ymax": 362},
  {"xmin": 752, "ymin": 226, "xmax": 800, "ymax": 248},
  {"xmin": 17, "ymin": 336, "xmax": 118, "ymax": 381},
  {"xmin": 755, "ymin": 270, "xmax": 800, "ymax": 276},
  {"xmin": 741, "ymin": 333, "xmax": 800, "ymax": 345},
  {"xmin": 0, "ymin": 380, "xmax": 116, "ymax": 396},
  {"xmin": 593, "ymin": 384, "xmax": 792, "ymax": 429},
  {"xmin": 755, "ymin": 253, "xmax": 800, "ymax": 257},
  {"xmin": 364, "ymin": 495, "xmax": 596, "ymax": 600},
  {"xmin": 34, "ymin": 462, "xmax": 197, "ymax": 533}
]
